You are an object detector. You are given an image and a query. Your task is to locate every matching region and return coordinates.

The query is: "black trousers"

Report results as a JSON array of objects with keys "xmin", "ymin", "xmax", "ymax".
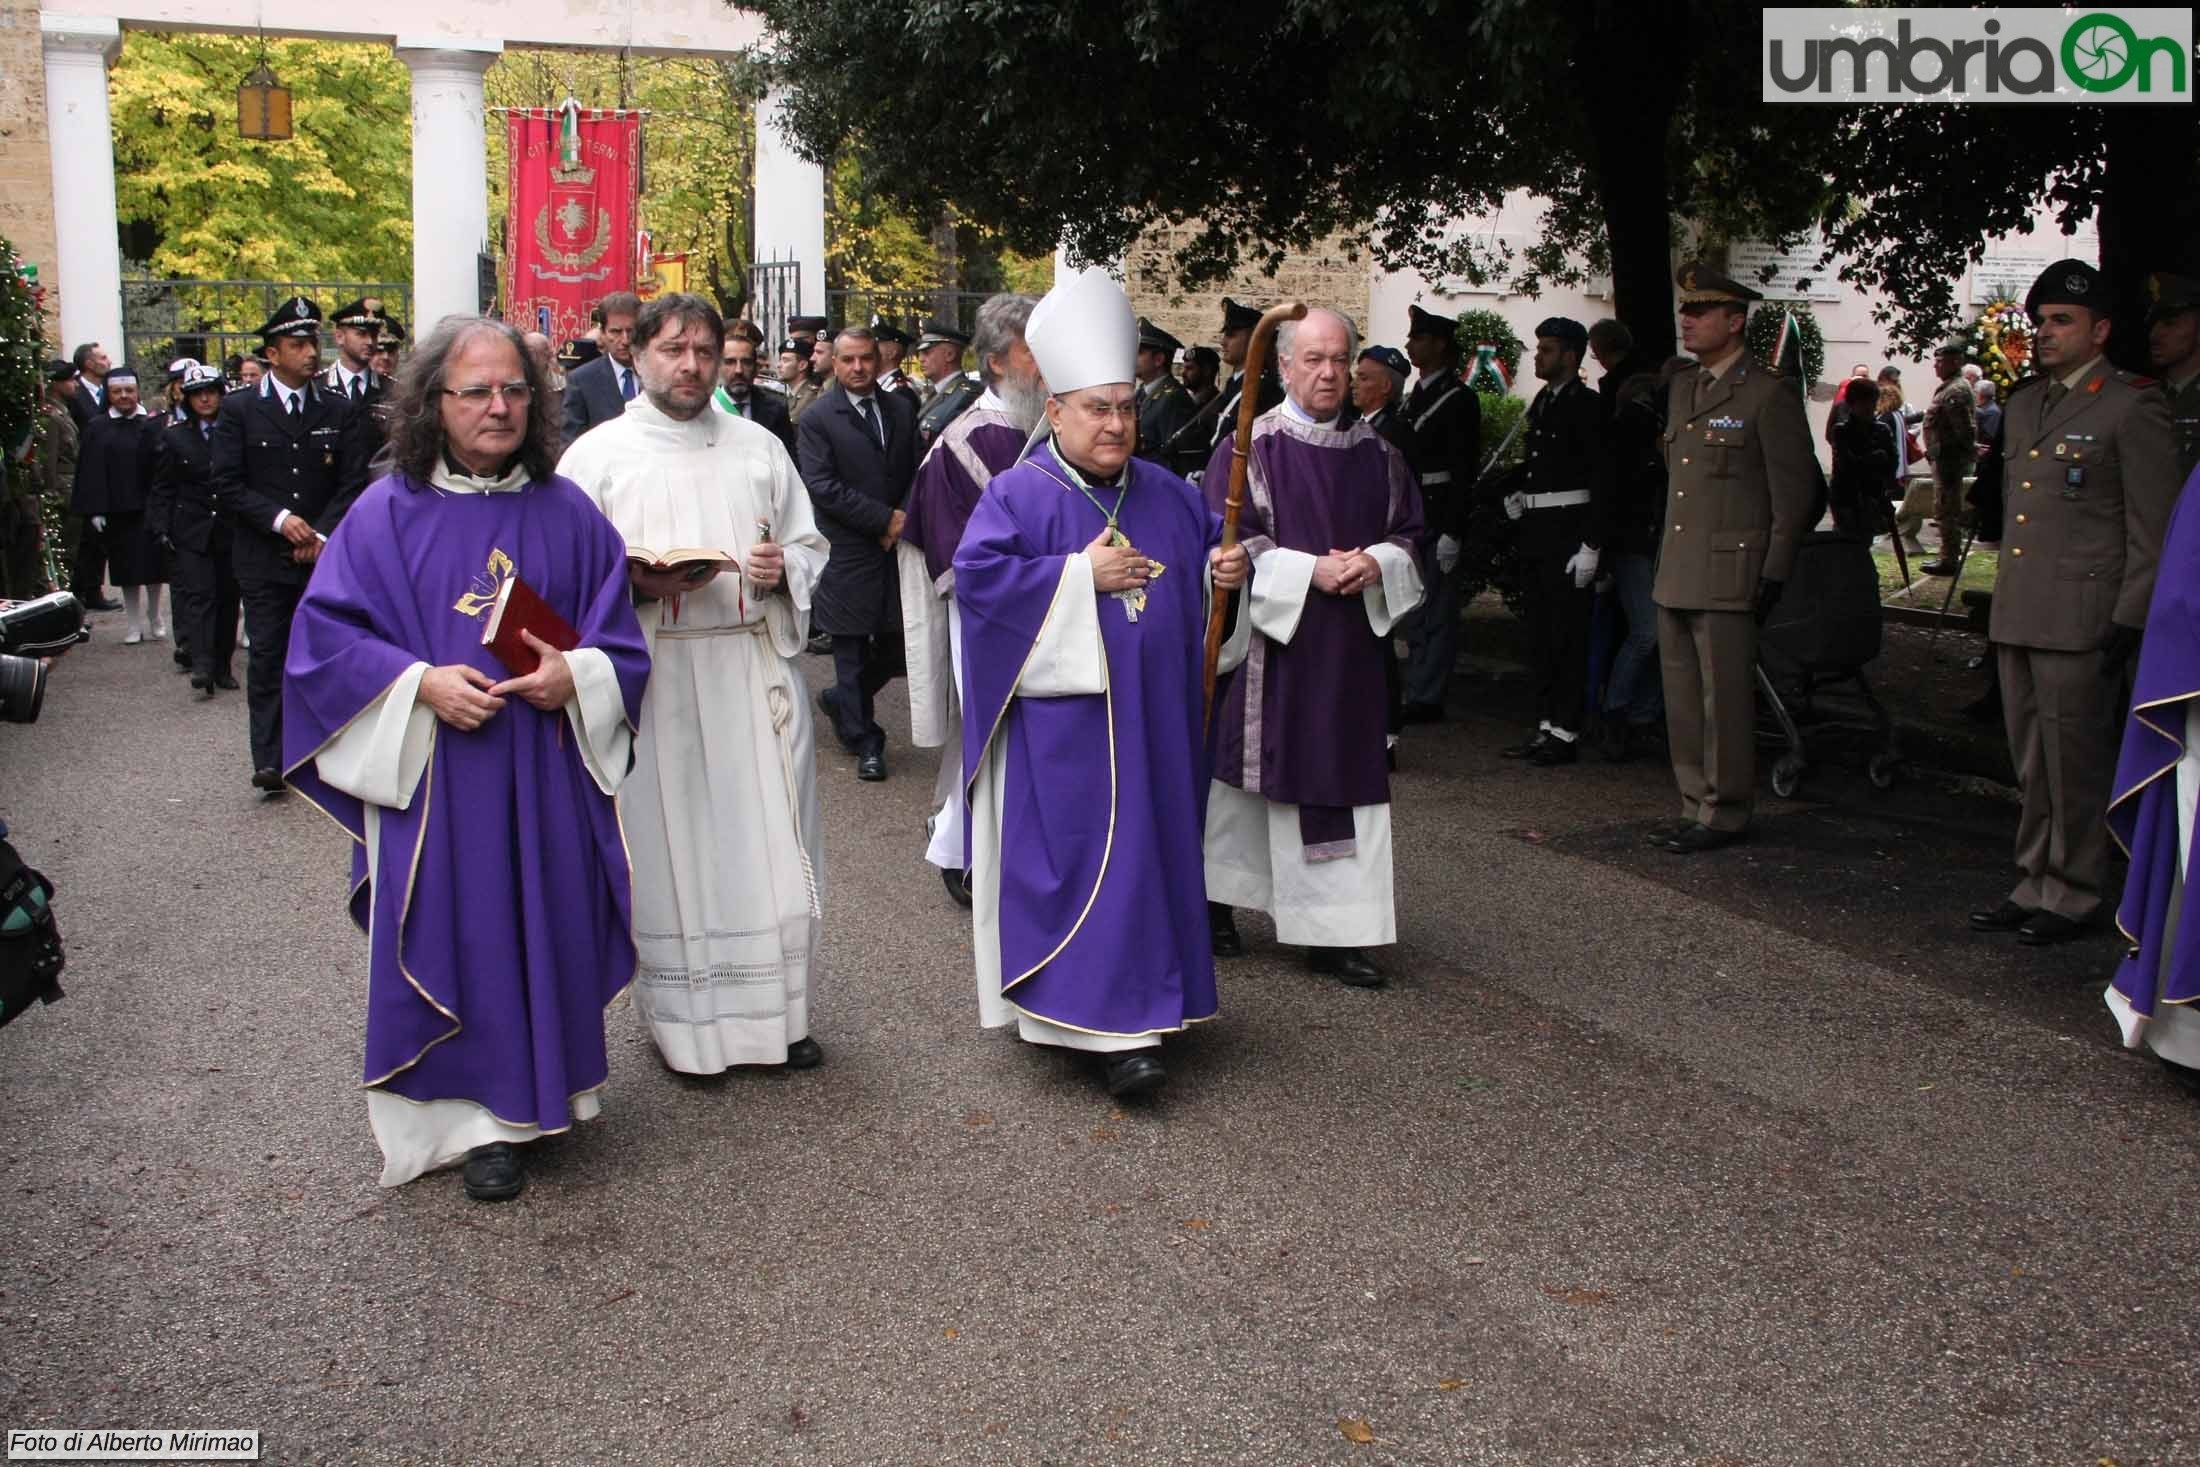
[
  {"xmin": 67, "ymin": 515, "xmax": 107, "ymax": 602},
  {"xmin": 1523, "ymin": 550, "xmax": 1595, "ymax": 735},
  {"xmin": 239, "ymin": 575, "xmax": 304, "ymax": 772},
  {"xmin": 174, "ymin": 538, "xmax": 240, "ymax": 680},
  {"xmin": 829, "ymin": 634, "xmax": 899, "ymax": 755}
]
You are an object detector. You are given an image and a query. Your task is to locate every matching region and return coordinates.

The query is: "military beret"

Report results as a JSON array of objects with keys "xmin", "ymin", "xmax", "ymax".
[
  {"xmin": 166, "ymin": 356, "xmax": 199, "ymax": 382},
  {"xmin": 1138, "ymin": 317, "xmax": 1185, "ymax": 355},
  {"xmin": 180, "ymin": 362, "xmax": 226, "ymax": 394},
  {"xmin": 329, "ymin": 297, "xmax": 388, "ymax": 331},
  {"xmin": 776, "ymin": 337, "xmax": 802, "ymax": 355},
  {"xmin": 2026, "ymin": 259, "xmax": 2112, "ymax": 318},
  {"xmin": 1406, "ymin": 304, "xmax": 1457, "ymax": 340},
  {"xmin": 1675, "ymin": 263, "xmax": 1762, "ymax": 306},
  {"xmin": 1358, "ymin": 345, "xmax": 1410, "ymax": 377},
  {"xmin": 1220, "ymin": 298, "xmax": 1261, "ymax": 335},
  {"xmin": 258, "ymin": 295, "xmax": 322, "ymax": 340},
  {"xmin": 1534, "ymin": 317, "xmax": 1589, "ymax": 355},
  {"xmin": 870, "ymin": 320, "xmax": 911, "ymax": 348},
  {"xmin": 915, "ymin": 317, "xmax": 970, "ymax": 349},
  {"xmin": 786, "ymin": 314, "xmax": 829, "ymax": 338},
  {"xmin": 44, "ymin": 358, "xmax": 77, "ymax": 382},
  {"xmin": 1183, "ymin": 345, "xmax": 1221, "ymax": 373},
  {"xmin": 2147, "ymin": 271, "xmax": 2200, "ymax": 323}
]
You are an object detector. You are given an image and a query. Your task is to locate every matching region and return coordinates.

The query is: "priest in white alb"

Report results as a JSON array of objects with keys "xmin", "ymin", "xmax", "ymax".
[
  {"xmin": 1203, "ymin": 308, "xmax": 1425, "ymax": 987},
  {"xmin": 557, "ymin": 294, "xmax": 833, "ymax": 1075},
  {"xmin": 952, "ymin": 268, "xmax": 1250, "ymax": 1099}
]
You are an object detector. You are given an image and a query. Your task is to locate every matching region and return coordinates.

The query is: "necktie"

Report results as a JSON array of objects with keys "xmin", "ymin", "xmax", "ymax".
[
  {"xmin": 286, "ymin": 391, "xmax": 300, "ymax": 420},
  {"xmin": 1695, "ymin": 369, "xmax": 1715, "ymax": 410},
  {"xmin": 619, "ymin": 367, "xmax": 637, "ymax": 401},
  {"xmin": 200, "ymin": 421, "xmax": 212, "ymax": 441},
  {"xmin": 2046, "ymin": 381, "xmax": 2068, "ymax": 410},
  {"xmin": 730, "ymin": 394, "xmax": 747, "ymax": 417},
  {"xmin": 350, "ymin": 376, "xmax": 363, "ymax": 404},
  {"xmin": 858, "ymin": 396, "xmax": 883, "ymax": 447}
]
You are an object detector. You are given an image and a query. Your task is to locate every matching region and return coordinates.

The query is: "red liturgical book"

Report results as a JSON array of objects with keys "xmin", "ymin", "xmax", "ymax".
[{"xmin": 481, "ymin": 574, "xmax": 579, "ymax": 677}]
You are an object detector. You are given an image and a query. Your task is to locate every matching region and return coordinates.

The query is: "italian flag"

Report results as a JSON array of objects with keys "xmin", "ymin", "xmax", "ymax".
[{"xmin": 1769, "ymin": 310, "xmax": 1809, "ymax": 398}]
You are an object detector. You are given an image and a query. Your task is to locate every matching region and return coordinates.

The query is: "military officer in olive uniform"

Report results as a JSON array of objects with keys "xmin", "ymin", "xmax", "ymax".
[
  {"xmin": 914, "ymin": 318, "xmax": 982, "ymax": 450},
  {"xmin": 1968, "ymin": 260, "xmax": 2180, "ymax": 944},
  {"xmin": 210, "ymin": 296, "xmax": 375, "ymax": 794},
  {"xmin": 1649, "ymin": 265, "xmax": 1817, "ymax": 854},
  {"xmin": 1133, "ymin": 318, "xmax": 1196, "ymax": 464},
  {"xmin": 2144, "ymin": 271, "xmax": 2200, "ymax": 485},
  {"xmin": 1398, "ymin": 304, "xmax": 1482, "ymax": 722},
  {"xmin": 1504, "ymin": 316, "xmax": 1610, "ymax": 765}
]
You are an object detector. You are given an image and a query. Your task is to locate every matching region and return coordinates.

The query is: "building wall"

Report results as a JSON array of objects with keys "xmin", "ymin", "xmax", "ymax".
[
  {"xmin": 1123, "ymin": 222, "xmax": 1372, "ymax": 360},
  {"xmin": 0, "ymin": 0, "xmax": 59, "ymax": 330}
]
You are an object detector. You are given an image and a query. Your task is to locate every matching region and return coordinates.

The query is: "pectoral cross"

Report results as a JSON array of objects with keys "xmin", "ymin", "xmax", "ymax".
[{"xmin": 1108, "ymin": 527, "xmax": 1165, "ymax": 623}]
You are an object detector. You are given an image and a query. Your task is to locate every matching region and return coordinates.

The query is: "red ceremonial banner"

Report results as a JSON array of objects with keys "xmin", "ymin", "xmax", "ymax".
[{"xmin": 504, "ymin": 107, "xmax": 642, "ymax": 347}]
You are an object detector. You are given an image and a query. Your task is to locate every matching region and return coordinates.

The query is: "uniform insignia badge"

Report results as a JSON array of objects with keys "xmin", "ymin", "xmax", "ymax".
[
  {"xmin": 294, "ymin": 299, "xmax": 310, "ymax": 320},
  {"xmin": 2065, "ymin": 272, "xmax": 2088, "ymax": 294},
  {"xmin": 324, "ymin": 451, "xmax": 335, "ymax": 467},
  {"xmin": 1708, "ymin": 415, "xmax": 1744, "ymax": 430},
  {"xmin": 2055, "ymin": 442, "xmax": 2067, "ymax": 456}
]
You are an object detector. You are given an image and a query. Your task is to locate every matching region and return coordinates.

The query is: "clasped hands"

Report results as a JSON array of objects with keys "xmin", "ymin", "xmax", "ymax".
[
  {"xmin": 419, "ymin": 631, "xmax": 574, "ymax": 731},
  {"xmin": 1086, "ymin": 527, "xmax": 1250, "ymax": 593},
  {"xmin": 280, "ymin": 514, "xmax": 323, "ymax": 565},
  {"xmin": 1312, "ymin": 548, "xmax": 1380, "ymax": 597}
]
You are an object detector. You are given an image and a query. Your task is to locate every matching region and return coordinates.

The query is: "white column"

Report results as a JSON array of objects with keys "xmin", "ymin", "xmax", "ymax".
[
  {"xmin": 755, "ymin": 87, "xmax": 827, "ymax": 315},
  {"xmin": 41, "ymin": 14, "xmax": 123, "ymax": 361},
  {"xmin": 396, "ymin": 39, "xmax": 502, "ymax": 331}
]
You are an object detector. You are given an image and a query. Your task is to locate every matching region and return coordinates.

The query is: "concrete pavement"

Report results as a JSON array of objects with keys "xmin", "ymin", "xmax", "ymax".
[{"xmin": 0, "ymin": 625, "xmax": 2193, "ymax": 1465}]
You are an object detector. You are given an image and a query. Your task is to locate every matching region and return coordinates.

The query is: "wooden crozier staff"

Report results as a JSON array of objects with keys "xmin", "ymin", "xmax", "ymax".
[{"xmin": 1202, "ymin": 301, "xmax": 1306, "ymax": 733}]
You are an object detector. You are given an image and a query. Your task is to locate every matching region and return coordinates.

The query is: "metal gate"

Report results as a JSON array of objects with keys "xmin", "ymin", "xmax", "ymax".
[
  {"xmin": 826, "ymin": 288, "xmax": 994, "ymax": 339},
  {"xmin": 120, "ymin": 277, "xmax": 413, "ymax": 377},
  {"xmin": 747, "ymin": 258, "xmax": 799, "ymax": 347}
]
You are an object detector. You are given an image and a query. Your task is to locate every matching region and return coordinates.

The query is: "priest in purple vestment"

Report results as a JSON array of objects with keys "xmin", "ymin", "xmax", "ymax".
[
  {"xmin": 899, "ymin": 292, "xmax": 1042, "ymax": 908},
  {"xmin": 283, "ymin": 317, "xmax": 649, "ymax": 1201},
  {"xmin": 1203, "ymin": 308, "xmax": 1425, "ymax": 988},
  {"xmin": 954, "ymin": 267, "xmax": 1250, "ymax": 1099},
  {"xmin": 2107, "ymin": 470, "xmax": 2200, "ymax": 1095}
]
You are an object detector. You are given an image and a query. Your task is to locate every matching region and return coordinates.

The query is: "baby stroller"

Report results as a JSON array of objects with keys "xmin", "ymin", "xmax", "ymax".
[{"xmin": 1755, "ymin": 530, "xmax": 1903, "ymax": 797}]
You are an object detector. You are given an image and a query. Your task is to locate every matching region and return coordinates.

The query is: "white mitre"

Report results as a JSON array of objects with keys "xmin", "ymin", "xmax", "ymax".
[{"xmin": 1025, "ymin": 266, "xmax": 1137, "ymax": 394}]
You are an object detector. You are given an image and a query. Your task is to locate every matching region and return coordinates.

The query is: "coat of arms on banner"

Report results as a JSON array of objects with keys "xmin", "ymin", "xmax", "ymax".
[{"xmin": 533, "ymin": 153, "xmax": 613, "ymax": 283}]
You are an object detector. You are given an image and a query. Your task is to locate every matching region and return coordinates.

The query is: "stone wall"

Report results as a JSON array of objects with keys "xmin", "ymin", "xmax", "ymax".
[
  {"xmin": 1121, "ymin": 221, "xmax": 1373, "ymax": 351},
  {"xmin": 0, "ymin": 0, "xmax": 58, "ymax": 330}
]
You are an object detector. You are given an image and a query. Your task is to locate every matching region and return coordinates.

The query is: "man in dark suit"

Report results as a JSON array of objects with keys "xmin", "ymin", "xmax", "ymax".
[
  {"xmin": 210, "ymin": 296, "xmax": 374, "ymax": 794},
  {"xmin": 67, "ymin": 342, "xmax": 110, "ymax": 431},
  {"xmin": 149, "ymin": 363, "xmax": 239, "ymax": 698},
  {"xmin": 798, "ymin": 326, "xmax": 919, "ymax": 781},
  {"xmin": 715, "ymin": 327, "xmax": 795, "ymax": 454},
  {"xmin": 560, "ymin": 290, "xmax": 642, "ymax": 445}
]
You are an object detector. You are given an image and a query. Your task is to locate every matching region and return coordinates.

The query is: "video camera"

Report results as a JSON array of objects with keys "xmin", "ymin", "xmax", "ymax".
[{"xmin": 0, "ymin": 591, "xmax": 88, "ymax": 724}]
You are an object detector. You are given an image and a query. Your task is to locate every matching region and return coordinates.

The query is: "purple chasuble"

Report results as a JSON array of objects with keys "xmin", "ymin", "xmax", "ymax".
[
  {"xmin": 904, "ymin": 410, "xmax": 1031, "ymax": 581},
  {"xmin": 2108, "ymin": 471, "xmax": 2200, "ymax": 1024},
  {"xmin": 1204, "ymin": 411, "xmax": 1423, "ymax": 832},
  {"xmin": 283, "ymin": 471, "xmax": 649, "ymax": 1129},
  {"xmin": 955, "ymin": 441, "xmax": 1223, "ymax": 1037}
]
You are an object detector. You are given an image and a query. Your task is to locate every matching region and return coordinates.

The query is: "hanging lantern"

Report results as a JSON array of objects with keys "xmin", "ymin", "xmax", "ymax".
[{"xmin": 237, "ymin": 48, "xmax": 292, "ymax": 141}]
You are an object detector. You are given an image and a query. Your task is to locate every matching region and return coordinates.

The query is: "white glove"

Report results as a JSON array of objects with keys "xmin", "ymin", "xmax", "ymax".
[
  {"xmin": 1566, "ymin": 543, "xmax": 1600, "ymax": 590},
  {"xmin": 1503, "ymin": 492, "xmax": 1526, "ymax": 521},
  {"xmin": 1436, "ymin": 534, "xmax": 1461, "ymax": 574},
  {"xmin": 90, "ymin": 515, "xmax": 107, "ymax": 533}
]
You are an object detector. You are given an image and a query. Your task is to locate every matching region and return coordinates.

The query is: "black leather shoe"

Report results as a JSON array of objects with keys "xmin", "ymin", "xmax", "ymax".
[
  {"xmin": 783, "ymin": 1036, "xmax": 824, "ymax": 1069},
  {"xmin": 250, "ymin": 768, "xmax": 284, "ymax": 793},
  {"xmin": 190, "ymin": 675, "xmax": 215, "ymax": 700},
  {"xmin": 1308, "ymin": 946, "xmax": 1384, "ymax": 987},
  {"xmin": 1208, "ymin": 901, "xmax": 1245, "ymax": 958},
  {"xmin": 80, "ymin": 594, "xmax": 120, "ymax": 612},
  {"xmin": 817, "ymin": 688, "xmax": 861, "ymax": 753},
  {"xmin": 857, "ymin": 751, "xmax": 887, "ymax": 782},
  {"xmin": 1104, "ymin": 1050, "xmax": 1167, "ymax": 1098},
  {"xmin": 214, "ymin": 673, "xmax": 240, "ymax": 690},
  {"xmin": 1643, "ymin": 819, "xmax": 1693, "ymax": 847},
  {"xmin": 172, "ymin": 650, "xmax": 192, "ymax": 672},
  {"xmin": 1662, "ymin": 824, "xmax": 1742, "ymax": 854},
  {"xmin": 1528, "ymin": 736, "xmax": 1579, "ymax": 766},
  {"xmin": 1399, "ymin": 701, "xmax": 1445, "ymax": 726},
  {"xmin": 941, "ymin": 866, "xmax": 972, "ymax": 907},
  {"xmin": 2017, "ymin": 911, "xmax": 2087, "ymax": 946},
  {"xmin": 805, "ymin": 631, "xmax": 833, "ymax": 656},
  {"xmin": 1968, "ymin": 899, "xmax": 2035, "ymax": 932},
  {"xmin": 1502, "ymin": 732, "xmax": 1551, "ymax": 759},
  {"xmin": 1918, "ymin": 560, "xmax": 1959, "ymax": 577},
  {"xmin": 461, "ymin": 1142, "xmax": 524, "ymax": 1202}
]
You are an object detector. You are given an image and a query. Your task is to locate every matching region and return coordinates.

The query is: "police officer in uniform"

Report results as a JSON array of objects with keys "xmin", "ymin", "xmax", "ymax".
[
  {"xmin": 2144, "ymin": 271, "xmax": 2200, "ymax": 484},
  {"xmin": 150, "ymin": 363, "xmax": 239, "ymax": 698},
  {"xmin": 914, "ymin": 318, "xmax": 982, "ymax": 450},
  {"xmin": 1503, "ymin": 317, "xmax": 1609, "ymax": 765},
  {"xmin": 323, "ymin": 297, "xmax": 391, "ymax": 417},
  {"xmin": 1353, "ymin": 344, "xmax": 1412, "ymax": 447},
  {"xmin": 211, "ymin": 296, "xmax": 374, "ymax": 794},
  {"xmin": 1648, "ymin": 264, "xmax": 1816, "ymax": 853},
  {"xmin": 1398, "ymin": 303, "xmax": 1481, "ymax": 722},
  {"xmin": 1133, "ymin": 318, "xmax": 1196, "ymax": 463},
  {"xmin": 874, "ymin": 321, "xmax": 918, "ymax": 399},
  {"xmin": 1968, "ymin": 259, "xmax": 2179, "ymax": 943},
  {"xmin": 1206, "ymin": 297, "xmax": 1285, "ymax": 455}
]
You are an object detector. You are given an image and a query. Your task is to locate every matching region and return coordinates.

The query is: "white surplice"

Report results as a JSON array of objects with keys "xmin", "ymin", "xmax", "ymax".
[
  {"xmin": 558, "ymin": 399, "xmax": 831, "ymax": 1073},
  {"xmin": 305, "ymin": 459, "xmax": 634, "ymax": 1187},
  {"xmin": 1201, "ymin": 413, "xmax": 1423, "ymax": 949}
]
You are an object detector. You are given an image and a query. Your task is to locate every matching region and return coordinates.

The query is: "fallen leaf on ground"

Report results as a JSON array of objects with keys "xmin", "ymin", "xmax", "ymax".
[
  {"xmin": 1541, "ymin": 1286, "xmax": 1616, "ymax": 1306},
  {"xmin": 964, "ymin": 1110, "xmax": 993, "ymax": 1127},
  {"xmin": 1091, "ymin": 1126, "xmax": 1120, "ymax": 1142},
  {"xmin": 942, "ymin": 1328, "xmax": 959, "ymax": 1339},
  {"xmin": 1463, "ymin": 1256, "xmax": 1487, "ymax": 1266},
  {"xmin": 1438, "ymin": 1378, "xmax": 1464, "ymax": 1391},
  {"xmin": 1339, "ymin": 1417, "xmax": 1375, "ymax": 1444},
  {"xmin": 1182, "ymin": 1218, "xmax": 1211, "ymax": 1230}
]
